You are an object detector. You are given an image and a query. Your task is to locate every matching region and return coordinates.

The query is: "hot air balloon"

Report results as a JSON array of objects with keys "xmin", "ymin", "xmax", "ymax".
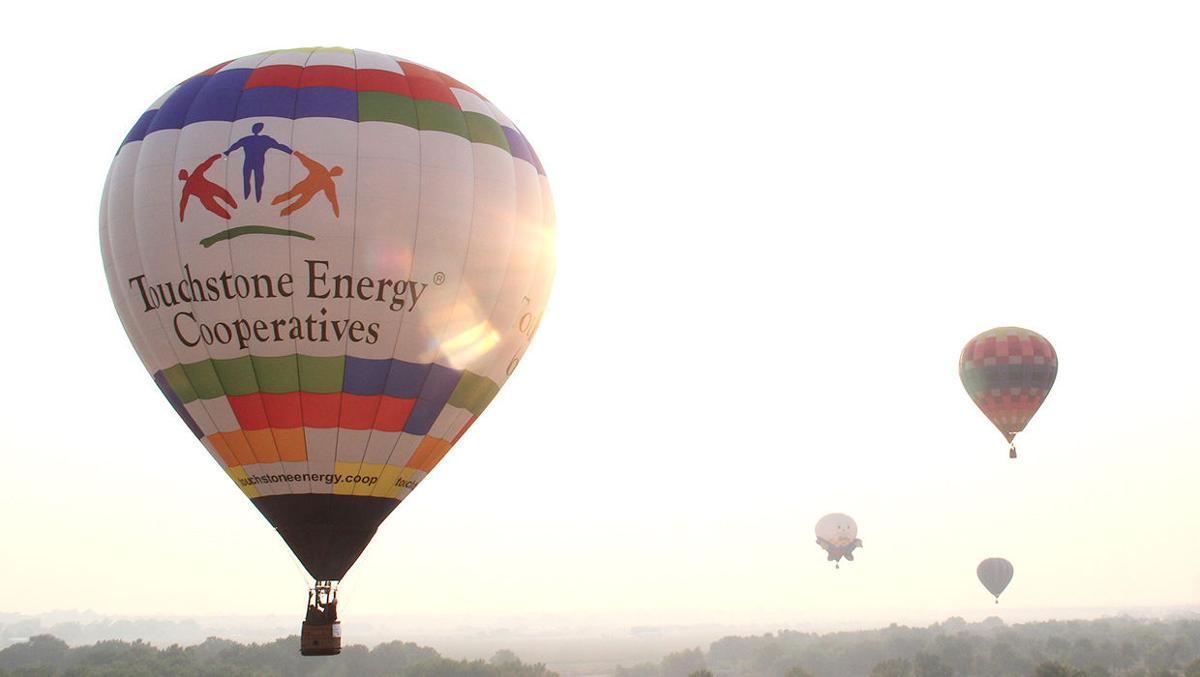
[
  {"xmin": 977, "ymin": 557, "xmax": 1013, "ymax": 603},
  {"xmin": 815, "ymin": 513, "xmax": 862, "ymax": 568},
  {"xmin": 100, "ymin": 47, "xmax": 555, "ymax": 655},
  {"xmin": 959, "ymin": 327, "xmax": 1057, "ymax": 459}
]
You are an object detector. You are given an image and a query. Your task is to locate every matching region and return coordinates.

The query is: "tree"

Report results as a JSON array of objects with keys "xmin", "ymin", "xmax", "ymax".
[
  {"xmin": 1186, "ymin": 658, "xmax": 1200, "ymax": 677},
  {"xmin": 688, "ymin": 671, "xmax": 713, "ymax": 677},
  {"xmin": 1034, "ymin": 662, "xmax": 1088, "ymax": 677},
  {"xmin": 914, "ymin": 652, "xmax": 952, "ymax": 677},
  {"xmin": 872, "ymin": 658, "xmax": 913, "ymax": 677},
  {"xmin": 662, "ymin": 649, "xmax": 706, "ymax": 677},
  {"xmin": 492, "ymin": 650, "xmax": 521, "ymax": 666},
  {"xmin": 785, "ymin": 667, "xmax": 815, "ymax": 677}
]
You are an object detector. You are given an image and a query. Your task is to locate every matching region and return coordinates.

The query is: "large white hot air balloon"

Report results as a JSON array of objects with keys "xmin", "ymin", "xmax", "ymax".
[{"xmin": 100, "ymin": 46, "xmax": 555, "ymax": 654}]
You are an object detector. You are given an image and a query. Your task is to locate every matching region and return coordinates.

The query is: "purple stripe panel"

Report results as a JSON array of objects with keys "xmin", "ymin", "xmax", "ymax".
[
  {"xmin": 153, "ymin": 371, "xmax": 203, "ymax": 438},
  {"xmin": 501, "ymin": 127, "xmax": 545, "ymax": 176},
  {"xmin": 295, "ymin": 86, "xmax": 359, "ymax": 122},
  {"xmin": 184, "ymin": 69, "xmax": 254, "ymax": 124},
  {"xmin": 120, "ymin": 109, "xmax": 157, "ymax": 148},
  {"xmin": 146, "ymin": 76, "xmax": 208, "ymax": 134},
  {"xmin": 402, "ymin": 364, "xmax": 463, "ymax": 435},
  {"xmin": 383, "ymin": 361, "xmax": 433, "ymax": 399}
]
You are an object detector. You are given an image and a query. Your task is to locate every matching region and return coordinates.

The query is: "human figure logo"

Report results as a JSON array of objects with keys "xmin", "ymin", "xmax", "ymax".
[{"xmin": 178, "ymin": 122, "xmax": 341, "ymax": 246}]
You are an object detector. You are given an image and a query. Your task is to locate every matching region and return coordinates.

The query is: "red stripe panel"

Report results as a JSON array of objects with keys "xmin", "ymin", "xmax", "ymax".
[
  {"xmin": 228, "ymin": 393, "xmax": 270, "ymax": 431},
  {"xmin": 299, "ymin": 65, "xmax": 358, "ymax": 89},
  {"xmin": 244, "ymin": 65, "xmax": 429, "ymax": 99},
  {"xmin": 260, "ymin": 392, "xmax": 303, "ymax": 429},
  {"xmin": 407, "ymin": 76, "xmax": 458, "ymax": 106},
  {"xmin": 357, "ymin": 69, "xmax": 412, "ymax": 96},
  {"xmin": 375, "ymin": 396, "xmax": 416, "ymax": 432},
  {"xmin": 339, "ymin": 393, "xmax": 382, "ymax": 430},
  {"xmin": 397, "ymin": 62, "xmax": 458, "ymax": 106},
  {"xmin": 441, "ymin": 73, "xmax": 482, "ymax": 99},
  {"xmin": 300, "ymin": 392, "xmax": 340, "ymax": 428},
  {"xmin": 245, "ymin": 64, "xmax": 304, "ymax": 89}
]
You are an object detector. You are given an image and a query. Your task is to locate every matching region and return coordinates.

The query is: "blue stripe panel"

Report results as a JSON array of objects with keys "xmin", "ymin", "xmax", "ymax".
[
  {"xmin": 382, "ymin": 361, "xmax": 431, "ymax": 399},
  {"xmin": 121, "ymin": 109, "xmax": 158, "ymax": 147},
  {"xmin": 403, "ymin": 399, "xmax": 443, "ymax": 436},
  {"xmin": 153, "ymin": 371, "xmax": 203, "ymax": 438},
  {"xmin": 402, "ymin": 364, "xmax": 463, "ymax": 435},
  {"xmin": 343, "ymin": 356, "xmax": 390, "ymax": 396},
  {"xmin": 184, "ymin": 69, "xmax": 253, "ymax": 124},
  {"xmin": 147, "ymin": 76, "xmax": 208, "ymax": 134},
  {"xmin": 237, "ymin": 86, "xmax": 299, "ymax": 119},
  {"xmin": 296, "ymin": 87, "xmax": 359, "ymax": 121},
  {"xmin": 421, "ymin": 363, "xmax": 464, "ymax": 403}
]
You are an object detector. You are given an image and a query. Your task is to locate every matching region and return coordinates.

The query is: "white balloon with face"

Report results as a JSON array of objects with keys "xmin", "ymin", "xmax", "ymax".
[{"xmin": 815, "ymin": 513, "xmax": 858, "ymax": 547}]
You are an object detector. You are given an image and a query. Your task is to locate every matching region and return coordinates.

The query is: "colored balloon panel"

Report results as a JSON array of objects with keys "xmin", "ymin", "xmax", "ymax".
[
  {"xmin": 101, "ymin": 47, "xmax": 555, "ymax": 580},
  {"xmin": 959, "ymin": 327, "xmax": 1057, "ymax": 443}
]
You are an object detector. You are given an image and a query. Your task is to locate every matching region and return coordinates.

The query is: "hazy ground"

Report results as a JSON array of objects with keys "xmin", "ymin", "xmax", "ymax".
[{"xmin": 3, "ymin": 607, "xmax": 1198, "ymax": 676}]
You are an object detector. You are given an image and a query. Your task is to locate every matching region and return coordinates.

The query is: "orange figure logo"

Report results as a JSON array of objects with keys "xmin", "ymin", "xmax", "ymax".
[
  {"xmin": 179, "ymin": 154, "xmax": 238, "ymax": 221},
  {"xmin": 272, "ymin": 151, "xmax": 342, "ymax": 217}
]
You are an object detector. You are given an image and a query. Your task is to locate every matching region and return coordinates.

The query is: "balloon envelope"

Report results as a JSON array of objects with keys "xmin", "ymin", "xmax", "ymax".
[
  {"xmin": 959, "ymin": 327, "xmax": 1057, "ymax": 452},
  {"xmin": 977, "ymin": 557, "xmax": 1014, "ymax": 599},
  {"xmin": 815, "ymin": 513, "xmax": 858, "ymax": 547},
  {"xmin": 101, "ymin": 47, "xmax": 555, "ymax": 581}
]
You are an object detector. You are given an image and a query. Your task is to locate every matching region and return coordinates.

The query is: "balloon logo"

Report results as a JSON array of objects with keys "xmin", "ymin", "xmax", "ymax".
[
  {"xmin": 977, "ymin": 557, "xmax": 1014, "ymax": 603},
  {"xmin": 815, "ymin": 513, "xmax": 862, "ymax": 569},
  {"xmin": 959, "ymin": 327, "xmax": 1057, "ymax": 458},
  {"xmin": 101, "ymin": 47, "xmax": 555, "ymax": 654}
]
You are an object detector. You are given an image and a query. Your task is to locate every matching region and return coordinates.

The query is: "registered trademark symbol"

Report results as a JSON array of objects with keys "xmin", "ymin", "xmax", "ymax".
[{"xmin": 434, "ymin": 272, "xmax": 446, "ymax": 285}]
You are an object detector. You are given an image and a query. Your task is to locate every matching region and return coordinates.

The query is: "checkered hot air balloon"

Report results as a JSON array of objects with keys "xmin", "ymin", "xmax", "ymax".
[
  {"xmin": 100, "ymin": 47, "xmax": 554, "ymax": 655},
  {"xmin": 958, "ymin": 327, "xmax": 1057, "ymax": 459}
]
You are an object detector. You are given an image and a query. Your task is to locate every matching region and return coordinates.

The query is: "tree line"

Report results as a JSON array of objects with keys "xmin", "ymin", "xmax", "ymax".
[
  {"xmin": 616, "ymin": 616, "xmax": 1200, "ymax": 677},
  {"xmin": 0, "ymin": 635, "xmax": 557, "ymax": 677}
]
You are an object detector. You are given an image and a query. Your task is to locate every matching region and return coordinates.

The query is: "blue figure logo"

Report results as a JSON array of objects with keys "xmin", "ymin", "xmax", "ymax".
[{"xmin": 224, "ymin": 122, "xmax": 293, "ymax": 202}]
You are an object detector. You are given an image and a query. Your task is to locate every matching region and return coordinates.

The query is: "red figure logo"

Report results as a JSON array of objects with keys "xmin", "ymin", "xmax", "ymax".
[
  {"xmin": 272, "ymin": 151, "xmax": 343, "ymax": 217},
  {"xmin": 179, "ymin": 155, "xmax": 238, "ymax": 220}
]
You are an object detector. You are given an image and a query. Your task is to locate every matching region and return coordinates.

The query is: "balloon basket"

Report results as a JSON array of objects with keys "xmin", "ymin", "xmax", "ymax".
[{"xmin": 300, "ymin": 581, "xmax": 342, "ymax": 656}]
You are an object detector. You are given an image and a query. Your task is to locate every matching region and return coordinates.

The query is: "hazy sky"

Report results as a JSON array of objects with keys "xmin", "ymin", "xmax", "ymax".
[{"xmin": 2, "ymin": 1, "xmax": 1198, "ymax": 628}]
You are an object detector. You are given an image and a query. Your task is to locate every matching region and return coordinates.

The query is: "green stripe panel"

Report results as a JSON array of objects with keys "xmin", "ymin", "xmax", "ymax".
[
  {"xmin": 357, "ymin": 93, "xmax": 516, "ymax": 152},
  {"xmin": 252, "ymin": 355, "xmax": 301, "ymax": 393},
  {"xmin": 448, "ymin": 371, "xmax": 501, "ymax": 416},
  {"xmin": 162, "ymin": 364, "xmax": 198, "ymax": 403},
  {"xmin": 212, "ymin": 356, "xmax": 259, "ymax": 396},
  {"xmin": 463, "ymin": 112, "xmax": 511, "ymax": 152},
  {"xmin": 415, "ymin": 100, "xmax": 469, "ymax": 138},
  {"xmin": 181, "ymin": 360, "xmax": 224, "ymax": 400},
  {"xmin": 298, "ymin": 355, "xmax": 345, "ymax": 394},
  {"xmin": 164, "ymin": 355, "xmax": 346, "ymax": 402},
  {"xmin": 358, "ymin": 91, "xmax": 418, "ymax": 127}
]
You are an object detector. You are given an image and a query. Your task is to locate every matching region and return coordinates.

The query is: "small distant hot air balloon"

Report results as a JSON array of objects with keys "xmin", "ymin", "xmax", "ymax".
[
  {"xmin": 815, "ymin": 513, "xmax": 862, "ymax": 569},
  {"xmin": 101, "ymin": 47, "xmax": 555, "ymax": 656},
  {"xmin": 959, "ymin": 327, "xmax": 1057, "ymax": 458},
  {"xmin": 977, "ymin": 557, "xmax": 1013, "ymax": 603}
]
